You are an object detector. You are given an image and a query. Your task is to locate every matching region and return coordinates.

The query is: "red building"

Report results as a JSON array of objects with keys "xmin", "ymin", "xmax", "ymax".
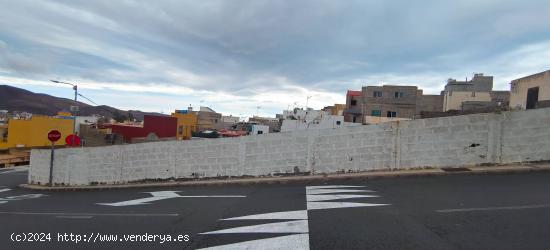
[{"xmin": 110, "ymin": 115, "xmax": 177, "ymax": 143}]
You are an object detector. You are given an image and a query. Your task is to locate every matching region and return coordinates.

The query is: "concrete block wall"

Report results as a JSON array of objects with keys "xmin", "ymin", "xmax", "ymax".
[
  {"xmin": 29, "ymin": 108, "xmax": 550, "ymax": 186},
  {"xmin": 398, "ymin": 114, "xmax": 491, "ymax": 168},
  {"xmin": 501, "ymin": 108, "xmax": 550, "ymax": 163}
]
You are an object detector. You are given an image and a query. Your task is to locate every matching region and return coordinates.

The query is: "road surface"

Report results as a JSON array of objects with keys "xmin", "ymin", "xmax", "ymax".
[{"xmin": 1, "ymin": 167, "xmax": 549, "ymax": 249}]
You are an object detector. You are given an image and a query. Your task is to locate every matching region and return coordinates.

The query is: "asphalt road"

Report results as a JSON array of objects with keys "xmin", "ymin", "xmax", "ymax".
[{"xmin": 1, "ymin": 167, "xmax": 550, "ymax": 250}]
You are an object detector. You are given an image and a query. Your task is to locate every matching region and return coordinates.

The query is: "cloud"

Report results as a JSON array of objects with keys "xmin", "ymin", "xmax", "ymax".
[{"xmin": 0, "ymin": 0, "xmax": 549, "ymax": 116}]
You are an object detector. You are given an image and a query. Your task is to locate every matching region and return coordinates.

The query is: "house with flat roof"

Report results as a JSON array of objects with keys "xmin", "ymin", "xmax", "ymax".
[{"xmin": 510, "ymin": 70, "xmax": 550, "ymax": 110}]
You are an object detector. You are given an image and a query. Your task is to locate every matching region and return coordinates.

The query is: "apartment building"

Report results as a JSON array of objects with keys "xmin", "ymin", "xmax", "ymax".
[
  {"xmin": 344, "ymin": 85, "xmax": 443, "ymax": 123},
  {"xmin": 442, "ymin": 73, "xmax": 509, "ymax": 111},
  {"xmin": 196, "ymin": 106, "xmax": 222, "ymax": 131}
]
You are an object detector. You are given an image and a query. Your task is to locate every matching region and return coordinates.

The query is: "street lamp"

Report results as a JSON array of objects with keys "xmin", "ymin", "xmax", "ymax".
[
  {"xmin": 50, "ymin": 80, "xmax": 78, "ymax": 146},
  {"xmin": 306, "ymin": 96, "xmax": 312, "ymax": 110}
]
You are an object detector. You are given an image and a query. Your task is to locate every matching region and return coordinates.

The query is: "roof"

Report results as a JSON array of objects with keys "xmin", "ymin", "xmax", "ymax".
[
  {"xmin": 510, "ymin": 69, "xmax": 550, "ymax": 84},
  {"xmin": 347, "ymin": 90, "xmax": 362, "ymax": 97}
]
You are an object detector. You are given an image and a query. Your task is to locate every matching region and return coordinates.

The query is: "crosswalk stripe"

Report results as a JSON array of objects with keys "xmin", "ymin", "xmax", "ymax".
[
  {"xmin": 306, "ymin": 188, "xmax": 375, "ymax": 195},
  {"xmin": 222, "ymin": 210, "xmax": 307, "ymax": 221},
  {"xmin": 306, "ymin": 185, "xmax": 365, "ymax": 190},
  {"xmin": 201, "ymin": 220, "xmax": 309, "ymax": 234},
  {"xmin": 198, "ymin": 233, "xmax": 310, "ymax": 250},
  {"xmin": 306, "ymin": 194, "xmax": 379, "ymax": 202},
  {"xmin": 0, "ymin": 188, "xmax": 11, "ymax": 193},
  {"xmin": 307, "ymin": 201, "xmax": 389, "ymax": 210}
]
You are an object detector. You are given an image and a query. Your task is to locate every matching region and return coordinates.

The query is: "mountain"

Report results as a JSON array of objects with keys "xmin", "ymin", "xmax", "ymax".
[{"xmin": 0, "ymin": 85, "xmax": 163, "ymax": 120}]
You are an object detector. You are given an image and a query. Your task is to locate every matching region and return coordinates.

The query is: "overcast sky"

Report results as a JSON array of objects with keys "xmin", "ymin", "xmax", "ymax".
[{"xmin": 1, "ymin": 0, "xmax": 549, "ymax": 117}]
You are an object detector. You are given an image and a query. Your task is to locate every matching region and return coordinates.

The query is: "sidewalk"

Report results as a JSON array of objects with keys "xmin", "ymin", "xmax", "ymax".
[{"xmin": 20, "ymin": 163, "xmax": 550, "ymax": 191}]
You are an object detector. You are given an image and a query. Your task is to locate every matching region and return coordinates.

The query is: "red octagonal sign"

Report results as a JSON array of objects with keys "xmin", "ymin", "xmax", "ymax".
[{"xmin": 48, "ymin": 130, "xmax": 62, "ymax": 142}]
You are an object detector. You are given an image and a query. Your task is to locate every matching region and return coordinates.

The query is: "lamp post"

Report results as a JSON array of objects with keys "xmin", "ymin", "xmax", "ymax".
[{"xmin": 50, "ymin": 80, "xmax": 78, "ymax": 146}]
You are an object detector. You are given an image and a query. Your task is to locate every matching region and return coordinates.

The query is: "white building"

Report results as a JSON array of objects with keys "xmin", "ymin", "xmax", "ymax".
[
  {"xmin": 251, "ymin": 124, "xmax": 269, "ymax": 135},
  {"xmin": 280, "ymin": 108, "xmax": 359, "ymax": 132}
]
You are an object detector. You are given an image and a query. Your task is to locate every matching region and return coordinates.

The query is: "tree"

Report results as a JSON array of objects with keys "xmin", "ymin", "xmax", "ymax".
[{"xmin": 112, "ymin": 110, "xmax": 127, "ymax": 123}]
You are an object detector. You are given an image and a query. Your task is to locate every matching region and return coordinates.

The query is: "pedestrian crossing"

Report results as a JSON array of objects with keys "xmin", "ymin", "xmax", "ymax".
[{"xmin": 198, "ymin": 185, "xmax": 390, "ymax": 249}]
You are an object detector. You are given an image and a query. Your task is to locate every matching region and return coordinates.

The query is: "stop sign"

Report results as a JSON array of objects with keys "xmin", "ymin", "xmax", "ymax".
[{"xmin": 47, "ymin": 130, "xmax": 62, "ymax": 142}]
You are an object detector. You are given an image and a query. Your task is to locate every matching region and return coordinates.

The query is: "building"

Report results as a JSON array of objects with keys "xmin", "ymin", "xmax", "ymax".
[
  {"xmin": 55, "ymin": 112, "xmax": 100, "ymax": 135},
  {"xmin": 172, "ymin": 108, "xmax": 198, "ymax": 140},
  {"xmin": 110, "ymin": 115, "xmax": 177, "ymax": 143},
  {"xmin": 362, "ymin": 85, "xmax": 420, "ymax": 120},
  {"xmin": 196, "ymin": 106, "xmax": 222, "ymax": 131},
  {"xmin": 221, "ymin": 115, "xmax": 240, "ymax": 130},
  {"xmin": 0, "ymin": 115, "xmax": 73, "ymax": 150},
  {"xmin": 322, "ymin": 104, "xmax": 345, "ymax": 116},
  {"xmin": 510, "ymin": 70, "xmax": 550, "ymax": 110},
  {"xmin": 279, "ymin": 108, "xmax": 358, "ymax": 132},
  {"xmin": 343, "ymin": 90, "xmax": 363, "ymax": 123},
  {"xmin": 442, "ymin": 73, "xmax": 508, "ymax": 111},
  {"xmin": 251, "ymin": 124, "xmax": 269, "ymax": 135},
  {"xmin": 248, "ymin": 116, "xmax": 281, "ymax": 132},
  {"xmin": 345, "ymin": 85, "xmax": 443, "ymax": 123}
]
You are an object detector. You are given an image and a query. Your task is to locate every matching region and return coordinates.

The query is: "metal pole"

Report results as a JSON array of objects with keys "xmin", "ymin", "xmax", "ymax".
[
  {"xmin": 72, "ymin": 85, "xmax": 77, "ymax": 146},
  {"xmin": 49, "ymin": 141, "xmax": 55, "ymax": 187}
]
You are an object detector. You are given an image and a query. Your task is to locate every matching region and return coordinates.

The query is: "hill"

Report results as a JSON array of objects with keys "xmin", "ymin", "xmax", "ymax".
[{"xmin": 0, "ymin": 85, "xmax": 162, "ymax": 120}]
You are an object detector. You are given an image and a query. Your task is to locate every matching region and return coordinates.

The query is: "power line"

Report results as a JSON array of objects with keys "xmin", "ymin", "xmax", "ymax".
[{"xmin": 77, "ymin": 93, "xmax": 99, "ymax": 106}]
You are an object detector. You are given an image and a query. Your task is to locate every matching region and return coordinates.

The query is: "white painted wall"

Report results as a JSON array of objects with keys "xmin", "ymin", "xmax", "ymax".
[
  {"xmin": 29, "ymin": 108, "xmax": 550, "ymax": 186},
  {"xmin": 281, "ymin": 115, "xmax": 345, "ymax": 132},
  {"xmin": 251, "ymin": 125, "xmax": 269, "ymax": 135}
]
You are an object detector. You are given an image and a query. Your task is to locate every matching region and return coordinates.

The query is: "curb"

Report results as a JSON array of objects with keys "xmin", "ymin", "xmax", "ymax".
[{"xmin": 18, "ymin": 165, "xmax": 550, "ymax": 192}]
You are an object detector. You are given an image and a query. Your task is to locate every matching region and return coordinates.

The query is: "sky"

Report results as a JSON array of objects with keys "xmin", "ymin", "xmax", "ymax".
[{"xmin": 1, "ymin": 0, "xmax": 549, "ymax": 118}]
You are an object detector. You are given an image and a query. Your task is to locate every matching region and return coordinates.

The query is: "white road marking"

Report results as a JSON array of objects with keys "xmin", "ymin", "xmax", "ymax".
[
  {"xmin": 222, "ymin": 210, "xmax": 307, "ymax": 220},
  {"xmin": 0, "ymin": 194, "xmax": 46, "ymax": 204},
  {"xmin": 201, "ymin": 220, "xmax": 309, "ymax": 234},
  {"xmin": 0, "ymin": 166, "xmax": 29, "ymax": 175},
  {"xmin": 202, "ymin": 184, "xmax": 390, "ymax": 249},
  {"xmin": 97, "ymin": 191, "xmax": 245, "ymax": 206},
  {"xmin": 436, "ymin": 204, "xmax": 550, "ymax": 213},
  {"xmin": 306, "ymin": 185, "xmax": 365, "ymax": 190},
  {"xmin": 56, "ymin": 216, "xmax": 93, "ymax": 219},
  {"xmin": 306, "ymin": 194, "xmax": 379, "ymax": 202},
  {"xmin": 307, "ymin": 201, "xmax": 389, "ymax": 210},
  {"xmin": 306, "ymin": 188, "xmax": 375, "ymax": 195},
  {"xmin": 198, "ymin": 233, "xmax": 310, "ymax": 250},
  {"xmin": 0, "ymin": 188, "xmax": 11, "ymax": 193},
  {"xmin": 0, "ymin": 212, "xmax": 179, "ymax": 217}
]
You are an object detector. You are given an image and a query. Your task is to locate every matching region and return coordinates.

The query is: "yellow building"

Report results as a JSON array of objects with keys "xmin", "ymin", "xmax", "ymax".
[
  {"xmin": 0, "ymin": 116, "xmax": 73, "ymax": 150},
  {"xmin": 443, "ymin": 91, "xmax": 492, "ymax": 111},
  {"xmin": 171, "ymin": 110, "xmax": 198, "ymax": 140}
]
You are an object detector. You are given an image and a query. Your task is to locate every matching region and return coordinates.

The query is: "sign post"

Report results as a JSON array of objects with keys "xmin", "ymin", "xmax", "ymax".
[{"xmin": 47, "ymin": 130, "xmax": 61, "ymax": 187}]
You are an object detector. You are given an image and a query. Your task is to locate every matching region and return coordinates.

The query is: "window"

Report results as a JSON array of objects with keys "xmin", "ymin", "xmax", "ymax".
[
  {"xmin": 350, "ymin": 99, "xmax": 357, "ymax": 106},
  {"xmin": 257, "ymin": 130, "xmax": 263, "ymax": 134},
  {"xmin": 336, "ymin": 121, "xmax": 341, "ymax": 125},
  {"xmin": 387, "ymin": 111, "xmax": 397, "ymax": 117},
  {"xmin": 371, "ymin": 110, "xmax": 381, "ymax": 117},
  {"xmin": 394, "ymin": 92, "xmax": 404, "ymax": 98},
  {"xmin": 373, "ymin": 91, "xmax": 382, "ymax": 97},
  {"xmin": 178, "ymin": 126, "xmax": 183, "ymax": 135}
]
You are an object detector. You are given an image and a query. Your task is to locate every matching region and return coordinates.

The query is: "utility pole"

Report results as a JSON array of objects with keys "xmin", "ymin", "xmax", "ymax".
[
  {"xmin": 50, "ymin": 80, "xmax": 78, "ymax": 146},
  {"xmin": 306, "ymin": 96, "xmax": 312, "ymax": 110},
  {"xmin": 256, "ymin": 106, "xmax": 261, "ymax": 117}
]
